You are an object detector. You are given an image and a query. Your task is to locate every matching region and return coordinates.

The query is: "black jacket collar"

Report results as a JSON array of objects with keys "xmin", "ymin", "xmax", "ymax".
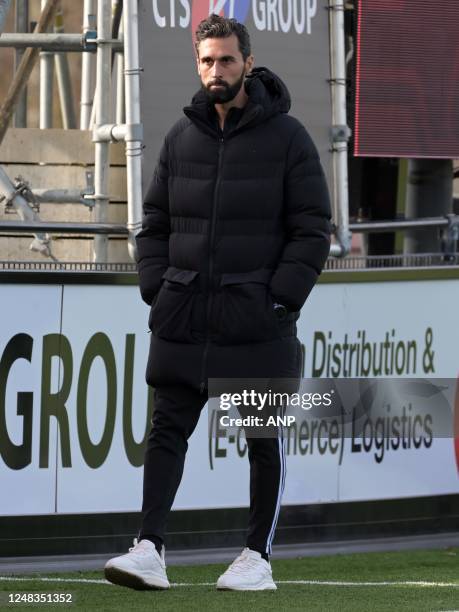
[{"xmin": 183, "ymin": 67, "xmax": 290, "ymax": 138}]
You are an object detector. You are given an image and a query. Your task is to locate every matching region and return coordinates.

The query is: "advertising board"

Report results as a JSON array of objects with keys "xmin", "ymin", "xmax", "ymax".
[{"xmin": 1, "ymin": 276, "xmax": 457, "ymax": 516}]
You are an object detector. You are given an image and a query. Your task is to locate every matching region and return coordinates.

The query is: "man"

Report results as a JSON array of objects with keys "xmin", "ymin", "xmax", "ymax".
[{"xmin": 105, "ymin": 14, "xmax": 331, "ymax": 591}]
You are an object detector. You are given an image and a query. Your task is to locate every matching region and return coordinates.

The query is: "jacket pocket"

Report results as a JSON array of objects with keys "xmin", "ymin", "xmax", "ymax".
[
  {"xmin": 214, "ymin": 268, "xmax": 281, "ymax": 345},
  {"xmin": 148, "ymin": 266, "xmax": 200, "ymax": 343}
]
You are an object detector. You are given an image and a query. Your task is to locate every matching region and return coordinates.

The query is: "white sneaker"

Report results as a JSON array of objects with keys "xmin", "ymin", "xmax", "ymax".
[
  {"xmin": 216, "ymin": 547, "xmax": 277, "ymax": 591},
  {"xmin": 104, "ymin": 538, "xmax": 170, "ymax": 590}
]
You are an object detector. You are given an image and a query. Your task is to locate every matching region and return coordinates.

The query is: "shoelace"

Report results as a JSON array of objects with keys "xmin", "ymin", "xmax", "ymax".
[
  {"xmin": 128, "ymin": 538, "xmax": 166, "ymax": 568},
  {"xmin": 128, "ymin": 538, "xmax": 154, "ymax": 557},
  {"xmin": 226, "ymin": 548, "xmax": 267, "ymax": 575}
]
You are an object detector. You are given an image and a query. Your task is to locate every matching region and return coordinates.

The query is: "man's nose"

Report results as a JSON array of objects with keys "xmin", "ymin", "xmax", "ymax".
[{"xmin": 210, "ymin": 61, "xmax": 223, "ymax": 77}]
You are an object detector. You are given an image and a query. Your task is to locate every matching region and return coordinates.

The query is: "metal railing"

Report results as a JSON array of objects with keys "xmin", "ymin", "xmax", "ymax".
[
  {"xmin": 324, "ymin": 252, "xmax": 459, "ymax": 270},
  {"xmin": 327, "ymin": 213, "xmax": 459, "ymax": 257},
  {"xmin": 0, "ymin": 253, "xmax": 458, "ymax": 275},
  {"xmin": 348, "ymin": 216, "xmax": 456, "ymax": 233},
  {"xmin": 0, "ymin": 260, "xmax": 136, "ymax": 272}
]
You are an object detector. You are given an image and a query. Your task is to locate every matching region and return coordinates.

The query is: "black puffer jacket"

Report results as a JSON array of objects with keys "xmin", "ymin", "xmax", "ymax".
[{"xmin": 136, "ymin": 67, "xmax": 331, "ymax": 391}]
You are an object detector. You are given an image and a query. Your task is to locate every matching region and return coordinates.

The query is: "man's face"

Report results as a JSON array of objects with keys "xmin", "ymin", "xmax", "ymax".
[{"xmin": 197, "ymin": 34, "xmax": 253, "ymax": 104}]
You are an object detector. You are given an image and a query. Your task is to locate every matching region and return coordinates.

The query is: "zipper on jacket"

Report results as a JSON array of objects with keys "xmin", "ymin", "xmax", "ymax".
[{"xmin": 200, "ymin": 137, "xmax": 225, "ymax": 394}]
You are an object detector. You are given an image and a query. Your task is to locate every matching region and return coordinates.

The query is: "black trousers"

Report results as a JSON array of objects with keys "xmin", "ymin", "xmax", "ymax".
[{"xmin": 139, "ymin": 384, "xmax": 286, "ymax": 555}]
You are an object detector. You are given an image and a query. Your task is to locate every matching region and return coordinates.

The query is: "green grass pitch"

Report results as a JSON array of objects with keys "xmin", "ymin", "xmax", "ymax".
[{"xmin": 0, "ymin": 548, "xmax": 458, "ymax": 611}]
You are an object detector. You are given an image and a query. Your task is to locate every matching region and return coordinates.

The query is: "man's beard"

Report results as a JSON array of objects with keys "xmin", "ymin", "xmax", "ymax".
[{"xmin": 202, "ymin": 68, "xmax": 246, "ymax": 104}]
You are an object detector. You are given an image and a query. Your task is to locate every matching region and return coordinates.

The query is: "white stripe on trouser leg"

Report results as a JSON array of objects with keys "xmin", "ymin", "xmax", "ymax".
[{"xmin": 265, "ymin": 401, "xmax": 287, "ymax": 554}]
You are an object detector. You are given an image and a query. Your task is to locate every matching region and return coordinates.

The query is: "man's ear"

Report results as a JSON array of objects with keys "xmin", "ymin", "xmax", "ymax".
[
  {"xmin": 245, "ymin": 54, "xmax": 254, "ymax": 74},
  {"xmin": 194, "ymin": 40, "xmax": 201, "ymax": 75}
]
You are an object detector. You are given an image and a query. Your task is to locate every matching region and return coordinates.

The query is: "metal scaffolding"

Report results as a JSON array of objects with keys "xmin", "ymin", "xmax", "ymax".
[
  {"xmin": 0, "ymin": 1, "xmax": 456, "ymax": 264},
  {"xmin": 0, "ymin": 0, "xmax": 143, "ymax": 263}
]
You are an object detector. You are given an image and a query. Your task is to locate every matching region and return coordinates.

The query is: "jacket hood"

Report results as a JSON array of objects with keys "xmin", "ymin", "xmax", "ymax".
[
  {"xmin": 243, "ymin": 67, "xmax": 291, "ymax": 115},
  {"xmin": 184, "ymin": 67, "xmax": 291, "ymax": 132}
]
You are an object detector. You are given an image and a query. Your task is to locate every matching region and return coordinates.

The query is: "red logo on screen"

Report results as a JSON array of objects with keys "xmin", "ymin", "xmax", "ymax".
[{"xmin": 191, "ymin": 0, "xmax": 250, "ymax": 39}]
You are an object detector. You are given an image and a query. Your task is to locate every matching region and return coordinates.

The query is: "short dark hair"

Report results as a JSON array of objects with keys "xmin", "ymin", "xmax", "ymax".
[{"xmin": 195, "ymin": 14, "xmax": 251, "ymax": 60}]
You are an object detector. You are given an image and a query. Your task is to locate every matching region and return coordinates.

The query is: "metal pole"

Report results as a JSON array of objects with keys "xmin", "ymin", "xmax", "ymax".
[
  {"xmin": 0, "ymin": 0, "xmax": 60, "ymax": 144},
  {"xmin": 88, "ymin": 81, "xmax": 97, "ymax": 129},
  {"xmin": 39, "ymin": 0, "xmax": 54, "ymax": 128},
  {"xmin": 123, "ymin": 0, "xmax": 143, "ymax": 260},
  {"xmin": 349, "ymin": 217, "xmax": 451, "ymax": 233},
  {"xmin": 329, "ymin": 0, "xmax": 351, "ymax": 257},
  {"xmin": 32, "ymin": 188, "xmax": 93, "ymax": 204},
  {"xmin": 0, "ymin": 33, "xmax": 122, "ymax": 51},
  {"xmin": 0, "ymin": 220, "xmax": 127, "ymax": 234},
  {"xmin": 93, "ymin": 0, "xmax": 112, "ymax": 261},
  {"xmin": 115, "ymin": 16, "xmax": 125, "ymax": 124},
  {"xmin": 53, "ymin": 3, "xmax": 76, "ymax": 128},
  {"xmin": 111, "ymin": 0, "xmax": 123, "ymax": 124},
  {"xmin": 14, "ymin": 0, "xmax": 28, "ymax": 127},
  {"xmin": 80, "ymin": 0, "xmax": 96, "ymax": 129},
  {"xmin": 404, "ymin": 160, "xmax": 453, "ymax": 253}
]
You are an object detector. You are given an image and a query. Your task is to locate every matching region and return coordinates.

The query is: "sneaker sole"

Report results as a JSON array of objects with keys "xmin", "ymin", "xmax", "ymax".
[
  {"xmin": 216, "ymin": 581, "xmax": 277, "ymax": 591},
  {"xmin": 104, "ymin": 566, "xmax": 170, "ymax": 590}
]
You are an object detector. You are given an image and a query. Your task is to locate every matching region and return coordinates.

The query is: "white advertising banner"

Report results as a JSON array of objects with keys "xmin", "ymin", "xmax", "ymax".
[
  {"xmin": 0, "ymin": 285, "xmax": 61, "ymax": 515},
  {"xmin": 299, "ymin": 279, "xmax": 459, "ymax": 503},
  {"xmin": 55, "ymin": 286, "xmax": 152, "ymax": 513},
  {"xmin": 0, "ymin": 278, "xmax": 458, "ymax": 516}
]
